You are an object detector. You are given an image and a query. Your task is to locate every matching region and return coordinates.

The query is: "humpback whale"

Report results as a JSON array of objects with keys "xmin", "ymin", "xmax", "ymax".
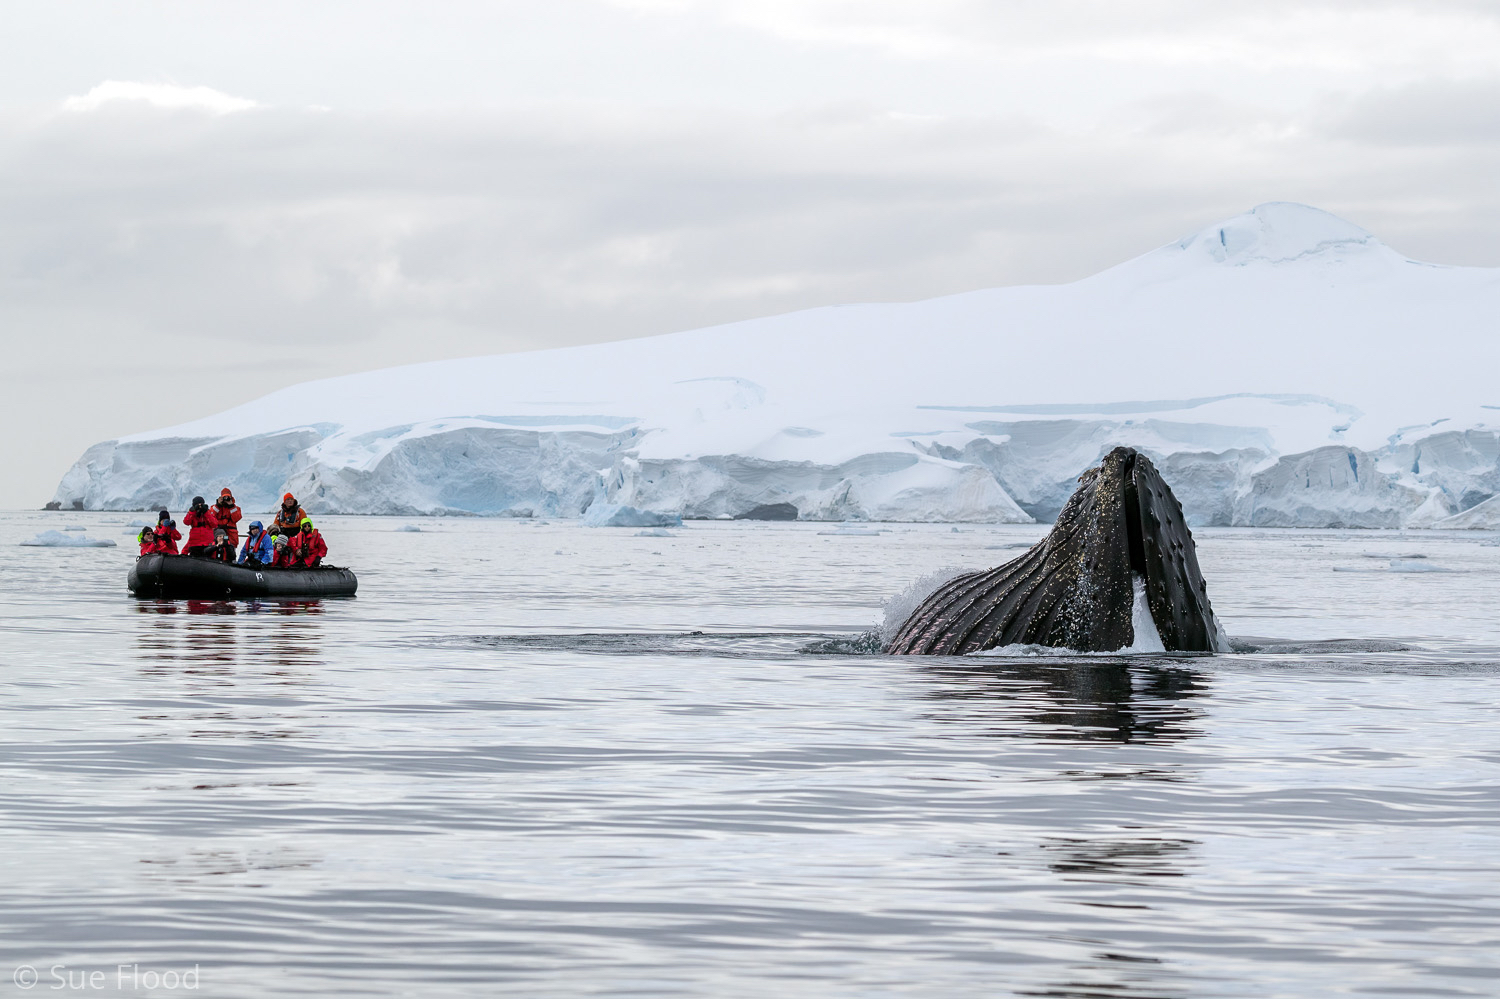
[{"xmin": 886, "ymin": 447, "xmax": 1225, "ymax": 655}]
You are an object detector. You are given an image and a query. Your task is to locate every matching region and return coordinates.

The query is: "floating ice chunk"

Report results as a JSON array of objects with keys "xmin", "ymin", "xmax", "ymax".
[
  {"xmin": 1333, "ymin": 560, "xmax": 1453, "ymax": 573},
  {"xmin": 395, "ymin": 524, "xmax": 423, "ymax": 532},
  {"xmin": 635, "ymin": 528, "xmax": 675, "ymax": 537},
  {"xmin": 1388, "ymin": 560, "xmax": 1453, "ymax": 573},
  {"xmin": 581, "ymin": 503, "xmax": 682, "ymax": 528},
  {"xmin": 61, "ymin": 526, "xmax": 87, "ymax": 531},
  {"xmin": 21, "ymin": 531, "xmax": 117, "ymax": 547},
  {"xmin": 817, "ymin": 528, "xmax": 885, "ymax": 536}
]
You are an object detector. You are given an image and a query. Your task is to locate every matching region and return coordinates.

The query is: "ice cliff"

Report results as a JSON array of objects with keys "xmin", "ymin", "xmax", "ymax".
[{"xmin": 54, "ymin": 203, "xmax": 1500, "ymax": 528}]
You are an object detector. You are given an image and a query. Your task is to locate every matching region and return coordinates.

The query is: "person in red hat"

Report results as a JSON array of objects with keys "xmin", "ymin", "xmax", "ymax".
[
  {"xmin": 212, "ymin": 488, "xmax": 242, "ymax": 546},
  {"xmin": 271, "ymin": 492, "xmax": 306, "ymax": 539}
]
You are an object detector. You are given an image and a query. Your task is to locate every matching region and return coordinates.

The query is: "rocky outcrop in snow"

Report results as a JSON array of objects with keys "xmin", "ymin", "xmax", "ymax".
[{"xmin": 52, "ymin": 204, "xmax": 1500, "ymax": 527}]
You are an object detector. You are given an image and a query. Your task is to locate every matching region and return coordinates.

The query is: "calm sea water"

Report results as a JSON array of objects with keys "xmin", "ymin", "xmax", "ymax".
[{"xmin": 2, "ymin": 511, "xmax": 1498, "ymax": 998}]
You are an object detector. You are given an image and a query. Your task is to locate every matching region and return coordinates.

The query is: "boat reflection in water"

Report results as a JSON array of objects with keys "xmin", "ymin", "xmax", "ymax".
[{"xmin": 134, "ymin": 597, "xmax": 327, "ymax": 675}]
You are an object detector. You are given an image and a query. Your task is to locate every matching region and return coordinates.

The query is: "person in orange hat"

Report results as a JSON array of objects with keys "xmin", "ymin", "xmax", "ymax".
[
  {"xmin": 212, "ymin": 487, "xmax": 242, "ymax": 546},
  {"xmin": 271, "ymin": 492, "xmax": 306, "ymax": 538}
]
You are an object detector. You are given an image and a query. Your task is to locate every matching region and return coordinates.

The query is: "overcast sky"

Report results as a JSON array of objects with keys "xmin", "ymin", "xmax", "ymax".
[{"xmin": 3, "ymin": 0, "xmax": 1499, "ymax": 507}]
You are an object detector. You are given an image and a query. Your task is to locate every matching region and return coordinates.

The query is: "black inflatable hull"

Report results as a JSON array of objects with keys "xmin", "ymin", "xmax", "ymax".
[
  {"xmin": 885, "ymin": 446, "xmax": 1223, "ymax": 655},
  {"xmin": 128, "ymin": 554, "xmax": 358, "ymax": 599}
]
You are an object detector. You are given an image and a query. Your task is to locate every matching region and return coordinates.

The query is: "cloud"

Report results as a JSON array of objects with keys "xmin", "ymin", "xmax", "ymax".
[
  {"xmin": 61, "ymin": 80, "xmax": 260, "ymax": 115},
  {"xmin": 603, "ymin": 0, "xmax": 1500, "ymax": 78},
  {"xmin": 1329, "ymin": 79, "xmax": 1500, "ymax": 146}
]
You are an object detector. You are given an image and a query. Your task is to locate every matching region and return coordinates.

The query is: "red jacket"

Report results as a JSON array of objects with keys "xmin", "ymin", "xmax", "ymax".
[
  {"xmin": 271, "ymin": 546, "xmax": 298, "ymax": 568},
  {"xmin": 139, "ymin": 529, "xmax": 165, "ymax": 555},
  {"xmin": 212, "ymin": 503, "xmax": 242, "ymax": 545},
  {"xmin": 291, "ymin": 529, "xmax": 328, "ymax": 566},
  {"xmin": 183, "ymin": 508, "xmax": 216, "ymax": 549},
  {"xmin": 151, "ymin": 524, "xmax": 181, "ymax": 554}
]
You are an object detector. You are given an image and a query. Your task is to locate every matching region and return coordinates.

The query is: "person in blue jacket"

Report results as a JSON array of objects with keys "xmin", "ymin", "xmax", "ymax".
[{"xmin": 237, "ymin": 520, "xmax": 274, "ymax": 566}]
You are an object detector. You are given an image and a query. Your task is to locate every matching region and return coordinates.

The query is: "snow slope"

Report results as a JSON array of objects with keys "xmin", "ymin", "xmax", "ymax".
[{"xmin": 54, "ymin": 203, "xmax": 1500, "ymax": 526}]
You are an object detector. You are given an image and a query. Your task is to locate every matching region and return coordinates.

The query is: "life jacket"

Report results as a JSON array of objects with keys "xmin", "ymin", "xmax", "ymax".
[
  {"xmin": 271, "ymin": 546, "xmax": 298, "ymax": 568},
  {"xmin": 205, "ymin": 542, "xmax": 236, "ymax": 563},
  {"xmin": 272, "ymin": 504, "xmax": 306, "ymax": 534},
  {"xmin": 239, "ymin": 529, "xmax": 274, "ymax": 565}
]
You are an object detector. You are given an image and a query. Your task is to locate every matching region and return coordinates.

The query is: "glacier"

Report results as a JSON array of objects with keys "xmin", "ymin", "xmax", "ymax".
[{"xmin": 53, "ymin": 203, "xmax": 1500, "ymax": 528}]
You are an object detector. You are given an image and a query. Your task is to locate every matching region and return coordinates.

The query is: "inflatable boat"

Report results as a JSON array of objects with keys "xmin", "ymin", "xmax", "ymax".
[{"xmin": 128, "ymin": 554, "xmax": 358, "ymax": 599}]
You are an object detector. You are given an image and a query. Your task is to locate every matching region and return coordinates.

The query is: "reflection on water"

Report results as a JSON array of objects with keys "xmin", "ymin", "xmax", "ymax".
[
  {"xmin": 1019, "ymin": 968, "xmax": 1187, "ymax": 999},
  {"xmin": 914, "ymin": 661, "xmax": 1208, "ymax": 743},
  {"xmin": 134, "ymin": 598, "xmax": 326, "ymax": 674},
  {"xmin": 1039, "ymin": 835, "xmax": 1197, "ymax": 884},
  {"xmin": 138, "ymin": 846, "xmax": 319, "ymax": 887}
]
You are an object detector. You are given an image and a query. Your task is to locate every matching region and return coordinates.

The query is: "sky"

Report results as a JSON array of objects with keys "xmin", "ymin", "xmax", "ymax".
[{"xmin": 3, "ymin": 1, "xmax": 1499, "ymax": 508}]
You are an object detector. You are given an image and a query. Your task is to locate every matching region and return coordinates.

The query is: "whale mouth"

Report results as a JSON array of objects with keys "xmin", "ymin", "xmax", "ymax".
[
  {"xmin": 1119, "ymin": 448, "xmax": 1225, "ymax": 653},
  {"xmin": 1121, "ymin": 449, "xmax": 1150, "ymax": 577}
]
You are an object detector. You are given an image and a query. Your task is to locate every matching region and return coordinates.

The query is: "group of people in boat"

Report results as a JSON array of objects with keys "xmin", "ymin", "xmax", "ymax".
[{"xmin": 137, "ymin": 490, "xmax": 330, "ymax": 569}]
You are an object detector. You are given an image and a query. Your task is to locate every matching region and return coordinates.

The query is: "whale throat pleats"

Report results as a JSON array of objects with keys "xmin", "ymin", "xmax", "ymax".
[{"xmin": 885, "ymin": 447, "xmax": 1224, "ymax": 655}]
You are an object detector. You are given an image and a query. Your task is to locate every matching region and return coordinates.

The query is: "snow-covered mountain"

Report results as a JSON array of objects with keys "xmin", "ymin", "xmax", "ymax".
[{"xmin": 55, "ymin": 203, "xmax": 1500, "ymax": 527}]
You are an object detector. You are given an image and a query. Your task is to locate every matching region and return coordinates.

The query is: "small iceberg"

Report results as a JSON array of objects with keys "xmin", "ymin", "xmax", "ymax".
[
  {"xmin": 1388, "ymin": 560, "xmax": 1453, "ymax": 573},
  {"xmin": 582, "ymin": 503, "xmax": 682, "ymax": 528},
  {"xmin": 1333, "ymin": 559, "xmax": 1455, "ymax": 574},
  {"xmin": 395, "ymin": 524, "xmax": 423, "ymax": 532},
  {"xmin": 818, "ymin": 526, "xmax": 888, "ymax": 537},
  {"xmin": 61, "ymin": 525, "xmax": 88, "ymax": 531},
  {"xmin": 635, "ymin": 528, "xmax": 675, "ymax": 538},
  {"xmin": 21, "ymin": 531, "xmax": 117, "ymax": 548}
]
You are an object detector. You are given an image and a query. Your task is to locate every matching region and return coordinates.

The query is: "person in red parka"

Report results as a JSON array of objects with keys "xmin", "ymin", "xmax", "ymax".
[
  {"xmin": 212, "ymin": 488, "xmax": 242, "ymax": 546},
  {"xmin": 291, "ymin": 517, "xmax": 329, "ymax": 567},
  {"xmin": 137, "ymin": 526, "xmax": 162, "ymax": 555},
  {"xmin": 270, "ymin": 533, "xmax": 297, "ymax": 568},
  {"xmin": 182, "ymin": 496, "xmax": 216, "ymax": 556},
  {"xmin": 152, "ymin": 510, "xmax": 182, "ymax": 554}
]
